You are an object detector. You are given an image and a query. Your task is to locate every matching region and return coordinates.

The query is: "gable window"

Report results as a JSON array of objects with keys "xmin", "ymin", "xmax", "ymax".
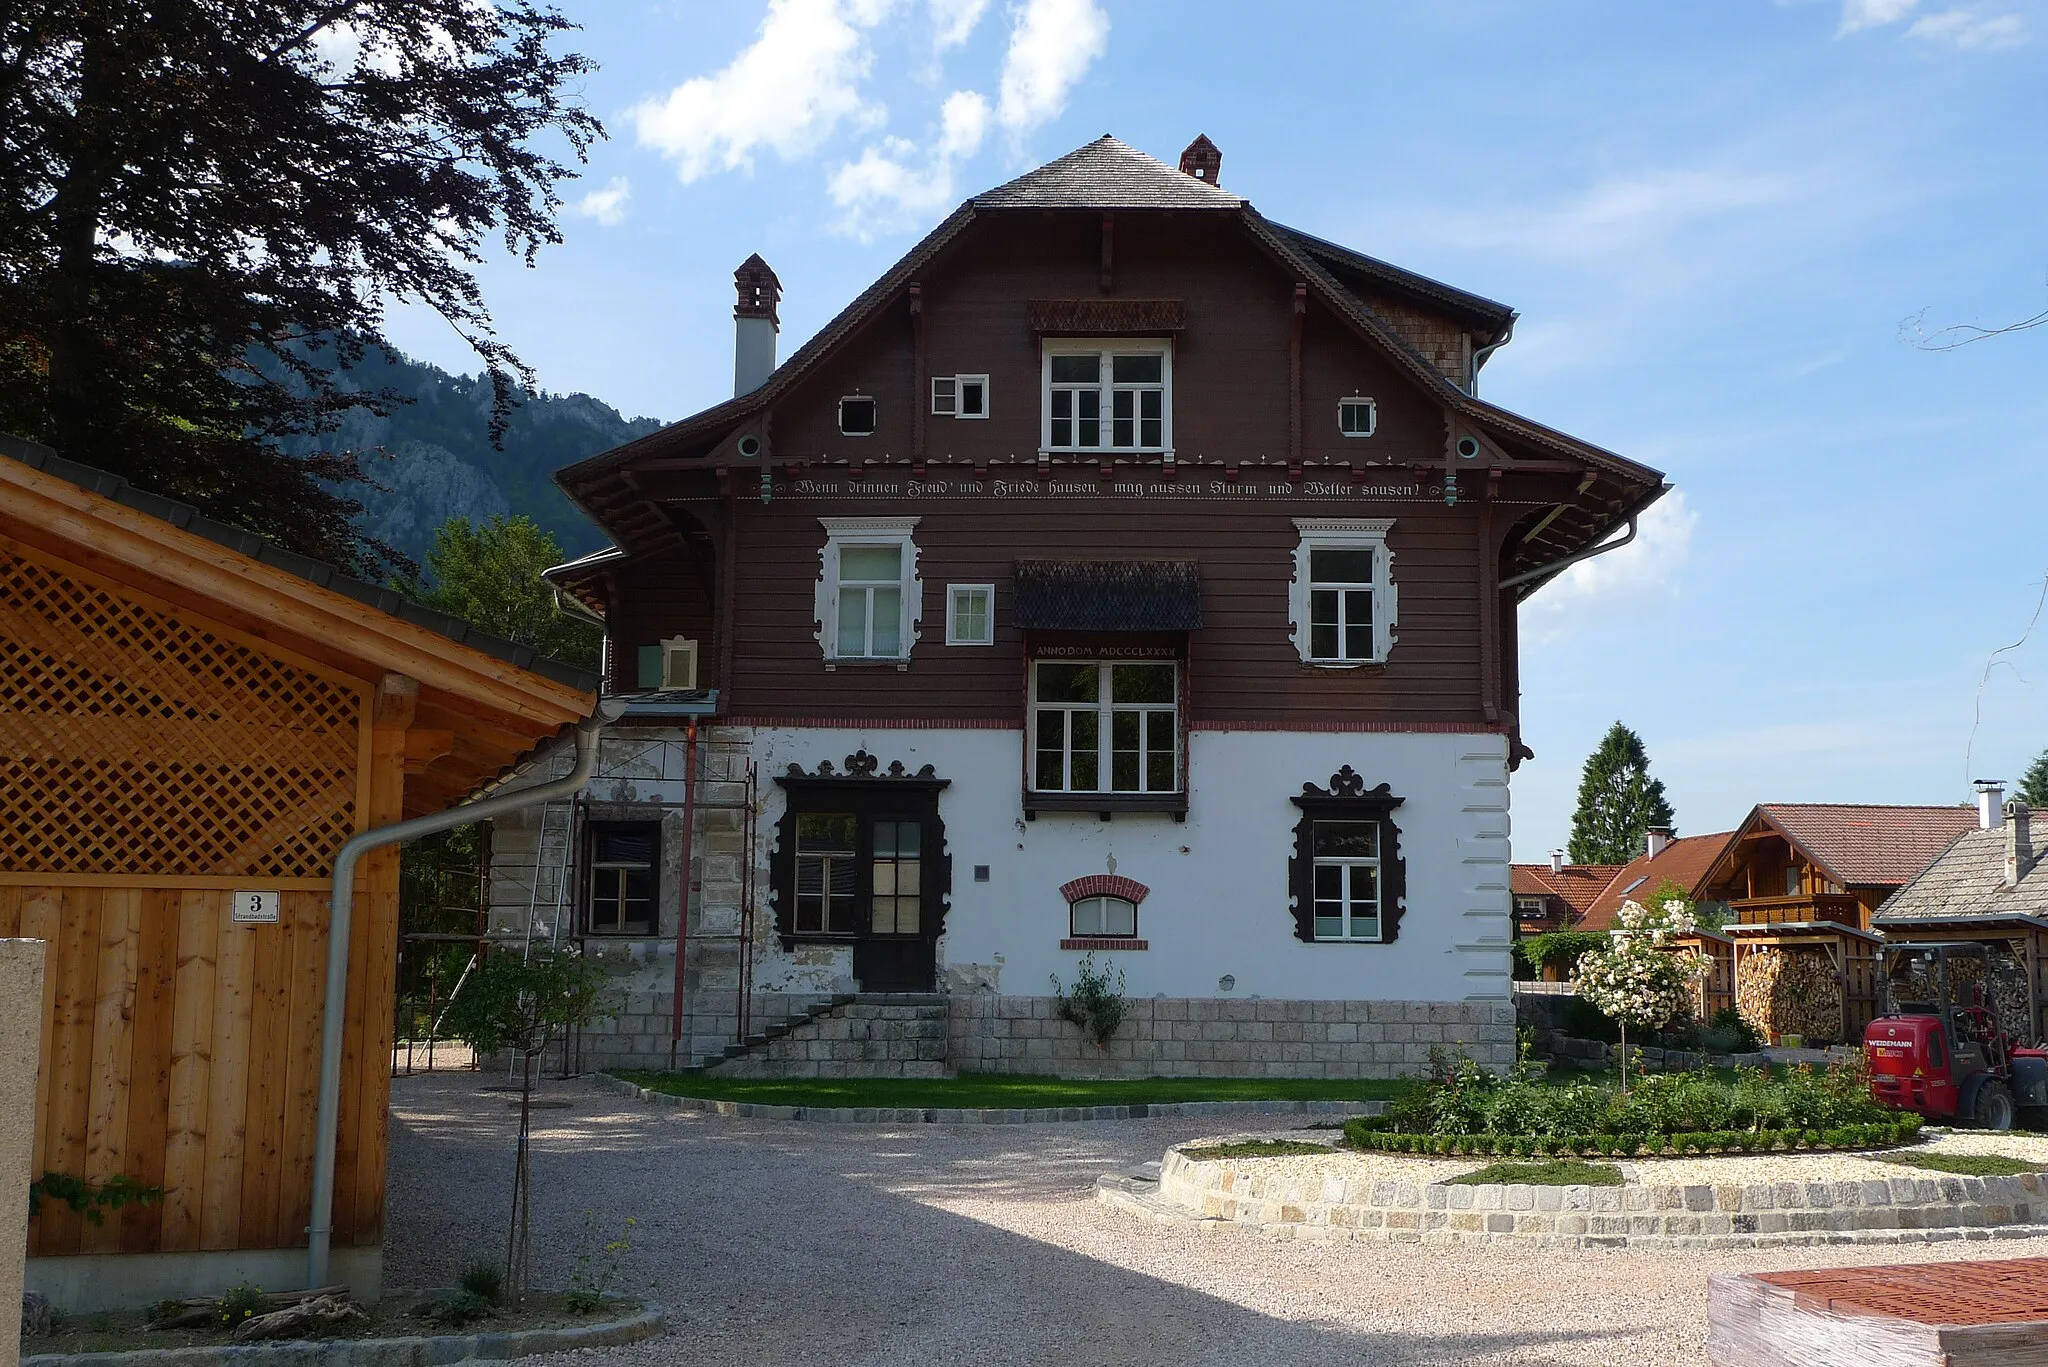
[
  {"xmin": 839, "ymin": 395, "xmax": 877, "ymax": 436},
  {"xmin": 1030, "ymin": 661, "xmax": 1178, "ymax": 794},
  {"xmin": 586, "ymin": 822, "xmax": 659, "ymax": 936},
  {"xmin": 1042, "ymin": 342, "xmax": 1171, "ymax": 452},
  {"xmin": 815, "ymin": 517, "xmax": 921, "ymax": 663},
  {"xmin": 946, "ymin": 584, "xmax": 994, "ymax": 645},
  {"xmin": 1288, "ymin": 766, "xmax": 1407, "ymax": 945},
  {"xmin": 932, "ymin": 375, "xmax": 989, "ymax": 419},
  {"xmin": 1290, "ymin": 519, "xmax": 1397, "ymax": 666},
  {"xmin": 1338, "ymin": 396, "xmax": 1377, "ymax": 436}
]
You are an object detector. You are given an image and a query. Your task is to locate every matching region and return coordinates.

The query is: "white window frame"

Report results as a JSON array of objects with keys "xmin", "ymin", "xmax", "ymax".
[
  {"xmin": 1289, "ymin": 518, "xmax": 1397, "ymax": 667},
  {"xmin": 1312, "ymin": 821, "xmax": 1383, "ymax": 943},
  {"xmin": 1040, "ymin": 340, "xmax": 1172, "ymax": 454},
  {"xmin": 932, "ymin": 374, "xmax": 990, "ymax": 419},
  {"xmin": 1070, "ymin": 894, "xmax": 1138, "ymax": 938},
  {"xmin": 945, "ymin": 583, "xmax": 994, "ymax": 646},
  {"xmin": 658, "ymin": 636, "xmax": 698, "ymax": 689},
  {"xmin": 1029, "ymin": 660, "xmax": 1180, "ymax": 795},
  {"xmin": 1337, "ymin": 395, "xmax": 1377, "ymax": 437},
  {"xmin": 838, "ymin": 394, "xmax": 877, "ymax": 437},
  {"xmin": 814, "ymin": 517, "xmax": 921, "ymax": 663}
]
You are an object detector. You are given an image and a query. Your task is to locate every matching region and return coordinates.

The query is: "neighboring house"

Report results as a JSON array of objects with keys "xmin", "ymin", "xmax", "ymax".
[
  {"xmin": 1875, "ymin": 796, "xmax": 2046, "ymax": 1045},
  {"xmin": 1510, "ymin": 857, "xmax": 1622, "ymax": 935},
  {"xmin": 0, "ymin": 437, "xmax": 597, "ymax": 1309},
  {"xmin": 1577, "ymin": 828, "xmax": 1738, "ymax": 932},
  {"xmin": 502, "ymin": 135, "xmax": 1664, "ymax": 1079}
]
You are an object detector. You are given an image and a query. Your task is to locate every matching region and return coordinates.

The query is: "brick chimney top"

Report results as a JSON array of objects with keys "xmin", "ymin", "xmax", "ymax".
[
  {"xmin": 734, "ymin": 253, "xmax": 781, "ymax": 325},
  {"xmin": 2007, "ymin": 801, "xmax": 2034, "ymax": 886},
  {"xmin": 1178, "ymin": 134, "xmax": 1221, "ymax": 186}
]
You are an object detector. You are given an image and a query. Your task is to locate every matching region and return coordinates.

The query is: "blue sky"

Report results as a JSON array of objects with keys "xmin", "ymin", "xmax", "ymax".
[{"xmin": 381, "ymin": 0, "xmax": 2048, "ymax": 856}]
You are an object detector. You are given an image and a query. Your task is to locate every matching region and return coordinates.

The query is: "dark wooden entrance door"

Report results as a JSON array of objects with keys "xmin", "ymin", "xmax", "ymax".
[{"xmin": 853, "ymin": 815, "xmax": 936, "ymax": 992}]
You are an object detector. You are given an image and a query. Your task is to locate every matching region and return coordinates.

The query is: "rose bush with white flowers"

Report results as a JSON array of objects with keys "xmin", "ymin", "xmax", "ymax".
[{"xmin": 1575, "ymin": 898, "xmax": 1711, "ymax": 1092}]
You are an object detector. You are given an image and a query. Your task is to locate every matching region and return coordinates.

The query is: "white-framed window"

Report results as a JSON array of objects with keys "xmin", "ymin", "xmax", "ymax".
[
  {"xmin": 1289, "ymin": 518, "xmax": 1397, "ymax": 666},
  {"xmin": 1071, "ymin": 895, "xmax": 1137, "ymax": 938},
  {"xmin": 1041, "ymin": 341, "xmax": 1171, "ymax": 452},
  {"xmin": 814, "ymin": 517, "xmax": 921, "ymax": 662},
  {"xmin": 1030, "ymin": 660, "xmax": 1179, "ymax": 794},
  {"xmin": 839, "ymin": 395, "xmax": 877, "ymax": 436},
  {"xmin": 1338, "ymin": 396, "xmax": 1377, "ymax": 437},
  {"xmin": 932, "ymin": 374, "xmax": 989, "ymax": 419},
  {"xmin": 945, "ymin": 584, "xmax": 994, "ymax": 645},
  {"xmin": 1311, "ymin": 820, "xmax": 1382, "ymax": 942},
  {"xmin": 658, "ymin": 636, "xmax": 698, "ymax": 690}
]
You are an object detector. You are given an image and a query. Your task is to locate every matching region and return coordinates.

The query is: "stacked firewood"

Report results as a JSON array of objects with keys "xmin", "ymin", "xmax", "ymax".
[
  {"xmin": 1736, "ymin": 948, "xmax": 1843, "ymax": 1044},
  {"xmin": 1892, "ymin": 947, "xmax": 2033, "ymax": 1041}
]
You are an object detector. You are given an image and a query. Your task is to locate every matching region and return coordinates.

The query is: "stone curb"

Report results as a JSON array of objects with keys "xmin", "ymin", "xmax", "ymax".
[
  {"xmin": 24, "ymin": 1304, "xmax": 666, "ymax": 1367},
  {"xmin": 590, "ymin": 1071, "xmax": 1387, "ymax": 1125}
]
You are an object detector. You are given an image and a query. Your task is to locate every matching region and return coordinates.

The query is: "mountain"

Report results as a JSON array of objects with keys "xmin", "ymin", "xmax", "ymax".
[{"xmin": 274, "ymin": 346, "xmax": 663, "ymax": 567}]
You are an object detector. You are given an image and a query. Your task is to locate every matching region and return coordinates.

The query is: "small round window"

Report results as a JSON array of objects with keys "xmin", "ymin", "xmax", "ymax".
[{"xmin": 1070, "ymin": 895, "xmax": 1137, "ymax": 938}]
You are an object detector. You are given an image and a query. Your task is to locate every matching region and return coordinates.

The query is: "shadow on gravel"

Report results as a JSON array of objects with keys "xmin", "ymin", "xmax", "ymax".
[{"xmin": 383, "ymin": 1075, "xmax": 1617, "ymax": 1367}]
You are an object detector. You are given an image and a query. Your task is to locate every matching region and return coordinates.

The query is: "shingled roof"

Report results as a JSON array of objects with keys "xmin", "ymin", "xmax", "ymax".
[
  {"xmin": 1757, "ymin": 804, "xmax": 1978, "ymax": 889},
  {"xmin": 1876, "ymin": 819, "xmax": 2048, "ymax": 925},
  {"xmin": 975, "ymin": 135, "xmax": 1244, "ymax": 210}
]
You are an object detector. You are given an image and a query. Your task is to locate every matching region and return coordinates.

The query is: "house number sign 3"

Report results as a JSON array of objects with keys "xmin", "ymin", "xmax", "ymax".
[{"xmin": 232, "ymin": 890, "xmax": 280, "ymax": 925}]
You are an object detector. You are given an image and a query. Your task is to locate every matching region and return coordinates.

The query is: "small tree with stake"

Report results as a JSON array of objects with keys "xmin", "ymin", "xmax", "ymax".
[
  {"xmin": 440, "ymin": 946, "xmax": 612, "ymax": 1302},
  {"xmin": 1575, "ymin": 898, "xmax": 1709, "ymax": 1094}
]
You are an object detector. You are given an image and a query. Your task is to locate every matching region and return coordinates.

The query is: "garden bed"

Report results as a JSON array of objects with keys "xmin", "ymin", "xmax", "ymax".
[{"xmin": 607, "ymin": 1070, "xmax": 1407, "ymax": 1110}]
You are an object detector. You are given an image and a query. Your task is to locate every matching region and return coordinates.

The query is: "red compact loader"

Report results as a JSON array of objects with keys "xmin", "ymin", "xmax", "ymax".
[{"xmin": 1864, "ymin": 942, "xmax": 2048, "ymax": 1130}]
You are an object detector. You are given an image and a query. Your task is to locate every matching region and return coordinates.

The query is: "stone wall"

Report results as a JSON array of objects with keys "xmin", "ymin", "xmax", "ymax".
[
  {"xmin": 3, "ymin": 939, "xmax": 45, "ymax": 1367},
  {"xmin": 949, "ymin": 994, "xmax": 1515, "ymax": 1079},
  {"xmin": 709, "ymin": 995, "xmax": 949, "ymax": 1079}
]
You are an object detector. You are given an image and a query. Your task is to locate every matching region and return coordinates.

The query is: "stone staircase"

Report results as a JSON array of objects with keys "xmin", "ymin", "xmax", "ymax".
[{"xmin": 703, "ymin": 993, "xmax": 952, "ymax": 1079}]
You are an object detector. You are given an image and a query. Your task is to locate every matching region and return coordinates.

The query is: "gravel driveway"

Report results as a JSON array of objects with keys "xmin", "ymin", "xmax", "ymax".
[{"xmin": 384, "ymin": 1071, "xmax": 2048, "ymax": 1366}]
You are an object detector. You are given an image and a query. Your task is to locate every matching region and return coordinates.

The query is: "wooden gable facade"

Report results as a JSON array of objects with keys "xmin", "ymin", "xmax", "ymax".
[{"xmin": 0, "ymin": 438, "xmax": 595, "ymax": 1306}]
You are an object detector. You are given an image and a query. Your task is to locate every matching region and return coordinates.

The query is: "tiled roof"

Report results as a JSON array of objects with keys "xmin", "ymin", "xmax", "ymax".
[
  {"xmin": 1875, "ymin": 820, "xmax": 2048, "ymax": 924},
  {"xmin": 1579, "ymin": 831, "xmax": 1739, "ymax": 931},
  {"xmin": 1760, "ymin": 804, "xmax": 1977, "ymax": 888},
  {"xmin": 974, "ymin": 136, "xmax": 1243, "ymax": 210},
  {"xmin": 1510, "ymin": 864, "xmax": 1624, "ymax": 919}
]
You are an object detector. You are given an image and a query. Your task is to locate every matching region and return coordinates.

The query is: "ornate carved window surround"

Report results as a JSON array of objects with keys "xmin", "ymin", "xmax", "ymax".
[
  {"xmin": 1288, "ymin": 765, "xmax": 1407, "ymax": 944},
  {"xmin": 769, "ymin": 750, "xmax": 951, "ymax": 952}
]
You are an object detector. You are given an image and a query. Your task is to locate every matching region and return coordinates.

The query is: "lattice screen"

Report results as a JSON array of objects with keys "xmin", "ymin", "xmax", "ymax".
[{"xmin": 0, "ymin": 548, "xmax": 359, "ymax": 877}]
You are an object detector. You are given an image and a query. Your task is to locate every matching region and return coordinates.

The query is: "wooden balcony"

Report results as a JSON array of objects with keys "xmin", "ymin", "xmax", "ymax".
[{"xmin": 1731, "ymin": 893, "xmax": 1864, "ymax": 929}]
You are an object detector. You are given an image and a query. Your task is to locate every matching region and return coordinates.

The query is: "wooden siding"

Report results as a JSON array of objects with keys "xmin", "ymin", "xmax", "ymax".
[{"xmin": 605, "ymin": 545, "xmax": 717, "ymax": 695}]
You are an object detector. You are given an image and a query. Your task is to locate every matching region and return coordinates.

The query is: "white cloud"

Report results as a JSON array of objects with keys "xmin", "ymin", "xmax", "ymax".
[
  {"xmin": 928, "ymin": 0, "xmax": 989, "ymax": 51},
  {"xmin": 1838, "ymin": 0, "xmax": 1921, "ymax": 34},
  {"xmin": 1435, "ymin": 169, "xmax": 1796, "ymax": 262},
  {"xmin": 1521, "ymin": 490, "xmax": 1698, "ymax": 642},
  {"xmin": 630, "ymin": 0, "xmax": 896, "ymax": 183},
  {"xmin": 830, "ymin": 90, "xmax": 990, "ymax": 235},
  {"xmin": 571, "ymin": 176, "xmax": 632, "ymax": 227},
  {"xmin": 996, "ymin": 0, "xmax": 1108, "ymax": 132},
  {"xmin": 1906, "ymin": 8, "xmax": 2027, "ymax": 48}
]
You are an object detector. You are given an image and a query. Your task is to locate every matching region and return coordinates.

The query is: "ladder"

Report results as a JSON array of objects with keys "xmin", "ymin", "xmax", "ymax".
[{"xmin": 519, "ymin": 798, "xmax": 577, "ymax": 959}]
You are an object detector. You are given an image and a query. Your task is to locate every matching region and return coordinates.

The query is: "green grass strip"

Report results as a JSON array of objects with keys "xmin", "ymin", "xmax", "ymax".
[
  {"xmin": 1876, "ymin": 1151, "xmax": 2042, "ymax": 1177},
  {"xmin": 610, "ymin": 1069, "xmax": 1409, "ymax": 1110},
  {"xmin": 1178, "ymin": 1140, "xmax": 1333, "ymax": 1160},
  {"xmin": 1448, "ymin": 1160, "xmax": 1624, "ymax": 1187}
]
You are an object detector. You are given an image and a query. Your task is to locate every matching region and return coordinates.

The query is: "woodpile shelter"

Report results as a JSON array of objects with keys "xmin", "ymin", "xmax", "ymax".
[
  {"xmin": 0, "ymin": 436, "xmax": 597, "ymax": 1309},
  {"xmin": 1874, "ymin": 796, "xmax": 2047, "ymax": 1046}
]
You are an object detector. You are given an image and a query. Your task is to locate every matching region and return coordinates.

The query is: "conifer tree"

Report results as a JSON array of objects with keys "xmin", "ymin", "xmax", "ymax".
[
  {"xmin": 2020, "ymin": 748, "xmax": 2048, "ymax": 811},
  {"xmin": 1567, "ymin": 722, "xmax": 1677, "ymax": 865}
]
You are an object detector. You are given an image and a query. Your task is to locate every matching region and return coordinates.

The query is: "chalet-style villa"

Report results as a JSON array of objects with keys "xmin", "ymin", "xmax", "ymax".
[{"xmin": 504, "ymin": 136, "xmax": 1666, "ymax": 1077}]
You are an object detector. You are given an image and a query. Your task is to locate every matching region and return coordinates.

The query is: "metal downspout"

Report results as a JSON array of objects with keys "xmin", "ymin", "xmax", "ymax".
[
  {"xmin": 306, "ymin": 700, "xmax": 622, "ymax": 1290},
  {"xmin": 668, "ymin": 719, "xmax": 699, "ymax": 1069}
]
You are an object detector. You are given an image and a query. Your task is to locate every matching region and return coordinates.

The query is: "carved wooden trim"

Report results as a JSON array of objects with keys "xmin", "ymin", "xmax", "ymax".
[{"xmin": 1288, "ymin": 767, "xmax": 1407, "ymax": 945}]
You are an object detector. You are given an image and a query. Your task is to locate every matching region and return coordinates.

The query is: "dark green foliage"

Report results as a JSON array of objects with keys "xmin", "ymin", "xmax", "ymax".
[
  {"xmin": 1344, "ymin": 1116, "xmax": 1920, "ymax": 1158},
  {"xmin": 0, "ymin": 0, "xmax": 599, "ymax": 576},
  {"xmin": 1562, "ymin": 995, "xmax": 1623, "ymax": 1043},
  {"xmin": 406, "ymin": 515, "xmax": 600, "ymax": 669},
  {"xmin": 419, "ymin": 1290, "xmax": 494, "ymax": 1328},
  {"xmin": 27, "ymin": 1171, "xmax": 162, "ymax": 1224},
  {"xmin": 1878, "ymin": 1151, "xmax": 2041, "ymax": 1176},
  {"xmin": 438, "ymin": 946, "xmax": 613, "ymax": 1059},
  {"xmin": 564, "ymin": 1212, "xmax": 634, "ymax": 1313},
  {"xmin": 1449, "ymin": 1160, "xmax": 1624, "ymax": 1187},
  {"xmin": 1567, "ymin": 722, "xmax": 1677, "ymax": 864},
  {"xmin": 1051, "ymin": 953, "xmax": 1129, "ymax": 1048},
  {"xmin": 1179, "ymin": 1140, "xmax": 1332, "ymax": 1160},
  {"xmin": 2021, "ymin": 748, "xmax": 2048, "ymax": 810},
  {"xmin": 458, "ymin": 1259, "xmax": 504, "ymax": 1307},
  {"xmin": 1514, "ymin": 930, "xmax": 1608, "ymax": 975},
  {"xmin": 216, "ymin": 1285, "xmax": 266, "ymax": 1328}
]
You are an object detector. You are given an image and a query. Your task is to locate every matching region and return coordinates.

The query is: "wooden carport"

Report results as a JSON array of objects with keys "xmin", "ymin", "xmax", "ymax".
[{"xmin": 0, "ymin": 437, "xmax": 597, "ymax": 1309}]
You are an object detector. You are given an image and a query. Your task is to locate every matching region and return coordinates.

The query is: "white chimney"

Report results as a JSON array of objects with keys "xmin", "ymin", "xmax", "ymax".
[
  {"xmin": 1977, "ymin": 780, "xmax": 2006, "ymax": 831},
  {"xmin": 1549, "ymin": 849, "xmax": 1565, "ymax": 876},
  {"xmin": 2007, "ymin": 801, "xmax": 2033, "ymax": 885},
  {"xmin": 1646, "ymin": 826, "xmax": 1673, "ymax": 859},
  {"xmin": 733, "ymin": 254, "xmax": 781, "ymax": 397}
]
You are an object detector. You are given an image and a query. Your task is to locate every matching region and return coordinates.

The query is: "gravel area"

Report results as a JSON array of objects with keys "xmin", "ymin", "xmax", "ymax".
[{"xmin": 385, "ymin": 1071, "xmax": 2048, "ymax": 1366}]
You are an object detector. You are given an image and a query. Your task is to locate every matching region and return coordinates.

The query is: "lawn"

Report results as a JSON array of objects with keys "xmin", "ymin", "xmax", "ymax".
[
  {"xmin": 609, "ymin": 1069, "xmax": 1409, "ymax": 1110},
  {"xmin": 1876, "ymin": 1150, "xmax": 2042, "ymax": 1177}
]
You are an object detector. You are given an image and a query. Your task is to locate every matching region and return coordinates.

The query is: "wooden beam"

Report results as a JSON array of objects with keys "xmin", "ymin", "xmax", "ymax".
[
  {"xmin": 402, "ymin": 729, "xmax": 455, "ymax": 773},
  {"xmin": 373, "ymin": 673, "xmax": 418, "ymax": 730}
]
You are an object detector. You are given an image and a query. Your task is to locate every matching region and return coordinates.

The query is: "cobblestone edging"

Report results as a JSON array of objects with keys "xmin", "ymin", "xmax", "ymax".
[
  {"xmin": 1097, "ymin": 1150, "xmax": 2048, "ymax": 1250},
  {"xmin": 590, "ymin": 1072, "xmax": 1387, "ymax": 1125},
  {"xmin": 23, "ymin": 1304, "xmax": 665, "ymax": 1367}
]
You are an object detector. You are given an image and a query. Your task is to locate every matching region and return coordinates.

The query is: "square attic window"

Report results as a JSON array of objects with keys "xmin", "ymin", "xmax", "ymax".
[
  {"xmin": 1338, "ymin": 397, "xmax": 1377, "ymax": 437},
  {"xmin": 839, "ymin": 396, "xmax": 878, "ymax": 437}
]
